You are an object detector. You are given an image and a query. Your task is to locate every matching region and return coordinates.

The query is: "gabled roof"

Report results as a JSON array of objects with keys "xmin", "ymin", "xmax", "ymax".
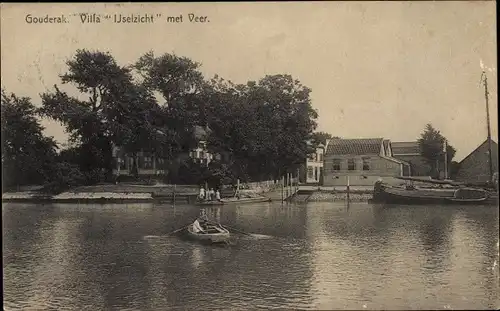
[
  {"xmin": 458, "ymin": 138, "xmax": 498, "ymax": 165},
  {"xmin": 326, "ymin": 138, "xmax": 384, "ymax": 156},
  {"xmin": 392, "ymin": 141, "xmax": 420, "ymax": 155},
  {"xmin": 194, "ymin": 125, "xmax": 211, "ymax": 140}
]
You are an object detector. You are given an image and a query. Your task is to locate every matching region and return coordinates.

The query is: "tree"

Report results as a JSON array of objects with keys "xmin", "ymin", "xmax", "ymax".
[
  {"xmin": 204, "ymin": 74, "xmax": 318, "ymax": 181},
  {"xmin": 39, "ymin": 49, "xmax": 134, "ymax": 177},
  {"xmin": 39, "ymin": 49, "xmax": 168, "ymax": 181},
  {"xmin": 1, "ymin": 90, "xmax": 58, "ymax": 190},
  {"xmin": 311, "ymin": 131, "xmax": 338, "ymax": 147},
  {"xmin": 418, "ymin": 123, "xmax": 456, "ymax": 179},
  {"xmin": 133, "ymin": 52, "xmax": 208, "ymax": 173}
]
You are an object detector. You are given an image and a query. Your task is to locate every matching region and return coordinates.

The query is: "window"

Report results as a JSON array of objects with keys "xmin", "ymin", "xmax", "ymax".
[
  {"xmin": 117, "ymin": 157, "xmax": 126, "ymax": 170},
  {"xmin": 314, "ymin": 167, "xmax": 318, "ymax": 180},
  {"xmin": 318, "ymin": 153, "xmax": 323, "ymax": 162},
  {"xmin": 309, "ymin": 153, "xmax": 316, "ymax": 161},
  {"xmin": 128, "ymin": 157, "xmax": 134, "ymax": 169},
  {"xmin": 348, "ymin": 159, "xmax": 356, "ymax": 171},
  {"xmin": 362, "ymin": 157, "xmax": 370, "ymax": 171},
  {"xmin": 307, "ymin": 166, "xmax": 314, "ymax": 179},
  {"xmin": 143, "ymin": 156, "xmax": 153, "ymax": 169},
  {"xmin": 332, "ymin": 159, "xmax": 341, "ymax": 171}
]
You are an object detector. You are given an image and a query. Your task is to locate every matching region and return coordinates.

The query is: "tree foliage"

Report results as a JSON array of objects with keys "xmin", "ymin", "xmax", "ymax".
[
  {"xmin": 39, "ymin": 50, "xmax": 173, "ymax": 178},
  {"xmin": 133, "ymin": 51, "xmax": 208, "ymax": 159},
  {"xmin": 311, "ymin": 131, "xmax": 336, "ymax": 146},
  {"xmin": 418, "ymin": 123, "xmax": 456, "ymax": 178},
  {"xmin": 204, "ymin": 74, "xmax": 318, "ymax": 181},
  {"xmin": 4, "ymin": 49, "xmax": 321, "ymax": 191},
  {"xmin": 1, "ymin": 90, "xmax": 58, "ymax": 189},
  {"xmin": 38, "ymin": 49, "xmax": 133, "ymax": 174}
]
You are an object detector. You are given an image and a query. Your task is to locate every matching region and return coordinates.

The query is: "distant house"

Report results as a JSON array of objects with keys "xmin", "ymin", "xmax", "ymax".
[
  {"xmin": 300, "ymin": 143, "xmax": 326, "ymax": 184},
  {"xmin": 111, "ymin": 125, "xmax": 213, "ymax": 178},
  {"xmin": 455, "ymin": 139, "xmax": 498, "ymax": 183},
  {"xmin": 391, "ymin": 141, "xmax": 430, "ymax": 176},
  {"xmin": 323, "ymin": 138, "xmax": 410, "ymax": 186},
  {"xmin": 188, "ymin": 126, "xmax": 215, "ymax": 166}
]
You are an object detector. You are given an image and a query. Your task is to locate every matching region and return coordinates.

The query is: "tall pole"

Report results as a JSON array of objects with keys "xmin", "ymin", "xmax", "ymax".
[
  {"xmin": 483, "ymin": 72, "xmax": 494, "ymax": 182},
  {"xmin": 281, "ymin": 175, "xmax": 285, "ymax": 203},
  {"xmin": 444, "ymin": 139, "xmax": 448, "ymax": 180}
]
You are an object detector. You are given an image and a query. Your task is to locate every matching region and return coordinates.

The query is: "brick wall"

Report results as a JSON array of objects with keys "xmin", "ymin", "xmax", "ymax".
[
  {"xmin": 323, "ymin": 155, "xmax": 402, "ymax": 186},
  {"xmin": 393, "ymin": 154, "xmax": 431, "ymax": 176},
  {"xmin": 456, "ymin": 141, "xmax": 499, "ymax": 183}
]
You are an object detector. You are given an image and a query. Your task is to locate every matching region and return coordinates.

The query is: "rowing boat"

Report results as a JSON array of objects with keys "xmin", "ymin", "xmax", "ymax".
[{"xmin": 186, "ymin": 221, "xmax": 231, "ymax": 244}]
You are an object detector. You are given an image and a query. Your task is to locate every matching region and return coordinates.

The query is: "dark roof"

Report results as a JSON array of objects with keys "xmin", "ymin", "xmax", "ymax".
[
  {"xmin": 458, "ymin": 138, "xmax": 498, "ymax": 165},
  {"xmin": 194, "ymin": 125, "xmax": 211, "ymax": 140},
  {"xmin": 326, "ymin": 138, "xmax": 383, "ymax": 156},
  {"xmin": 392, "ymin": 141, "xmax": 420, "ymax": 155}
]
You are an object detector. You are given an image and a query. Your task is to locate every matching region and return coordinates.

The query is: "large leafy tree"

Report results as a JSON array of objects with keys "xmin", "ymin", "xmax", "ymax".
[
  {"xmin": 1, "ymin": 90, "xmax": 58, "ymax": 190},
  {"xmin": 204, "ymin": 74, "xmax": 318, "ymax": 181},
  {"xmin": 133, "ymin": 52, "xmax": 208, "ymax": 164},
  {"xmin": 418, "ymin": 123, "xmax": 456, "ymax": 178},
  {"xmin": 39, "ymin": 49, "xmax": 132, "ymax": 176},
  {"xmin": 39, "ymin": 49, "xmax": 166, "ymax": 180},
  {"xmin": 247, "ymin": 74, "xmax": 318, "ymax": 179}
]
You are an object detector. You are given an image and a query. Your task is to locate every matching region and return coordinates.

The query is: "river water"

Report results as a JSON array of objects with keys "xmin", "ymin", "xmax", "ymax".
[{"xmin": 2, "ymin": 201, "xmax": 499, "ymax": 310}]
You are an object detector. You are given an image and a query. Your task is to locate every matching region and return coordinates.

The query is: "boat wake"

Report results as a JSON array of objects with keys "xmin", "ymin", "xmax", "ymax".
[
  {"xmin": 143, "ymin": 235, "xmax": 177, "ymax": 240},
  {"xmin": 242, "ymin": 234, "xmax": 274, "ymax": 239}
]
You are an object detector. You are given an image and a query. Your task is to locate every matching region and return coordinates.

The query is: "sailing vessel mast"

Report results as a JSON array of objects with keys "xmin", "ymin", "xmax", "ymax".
[{"xmin": 481, "ymin": 71, "xmax": 494, "ymax": 182}]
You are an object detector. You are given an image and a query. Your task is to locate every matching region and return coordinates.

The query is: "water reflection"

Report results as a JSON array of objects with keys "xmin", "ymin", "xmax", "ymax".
[{"xmin": 3, "ymin": 202, "xmax": 499, "ymax": 310}]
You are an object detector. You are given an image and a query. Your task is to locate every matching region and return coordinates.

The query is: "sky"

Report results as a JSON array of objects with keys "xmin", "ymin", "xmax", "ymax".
[{"xmin": 1, "ymin": 2, "xmax": 497, "ymax": 161}]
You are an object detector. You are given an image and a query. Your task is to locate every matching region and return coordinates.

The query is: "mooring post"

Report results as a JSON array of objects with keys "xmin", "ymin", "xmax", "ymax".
[
  {"xmin": 281, "ymin": 175, "xmax": 285, "ymax": 203},
  {"xmin": 296, "ymin": 168, "xmax": 300, "ymax": 193},
  {"xmin": 173, "ymin": 184, "xmax": 176, "ymax": 205},
  {"xmin": 346, "ymin": 175, "xmax": 350, "ymax": 207},
  {"xmin": 285, "ymin": 173, "xmax": 289, "ymax": 198}
]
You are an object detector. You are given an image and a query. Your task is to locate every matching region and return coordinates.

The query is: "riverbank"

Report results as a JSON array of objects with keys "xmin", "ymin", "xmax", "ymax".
[
  {"xmin": 1, "ymin": 182, "xmax": 281, "ymax": 204},
  {"xmin": 2, "ymin": 191, "xmax": 155, "ymax": 203},
  {"xmin": 307, "ymin": 191, "xmax": 373, "ymax": 202},
  {"xmin": 1, "ymin": 183, "xmax": 188, "ymax": 204}
]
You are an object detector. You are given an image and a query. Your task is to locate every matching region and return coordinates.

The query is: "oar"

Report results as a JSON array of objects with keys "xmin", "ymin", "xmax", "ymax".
[
  {"xmin": 222, "ymin": 225, "xmax": 254, "ymax": 236},
  {"xmin": 203, "ymin": 220, "xmax": 253, "ymax": 236},
  {"xmin": 166, "ymin": 224, "xmax": 190, "ymax": 235}
]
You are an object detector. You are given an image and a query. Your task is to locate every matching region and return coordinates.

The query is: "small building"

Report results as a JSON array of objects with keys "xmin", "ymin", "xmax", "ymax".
[
  {"xmin": 323, "ymin": 138, "xmax": 410, "ymax": 186},
  {"xmin": 455, "ymin": 138, "xmax": 498, "ymax": 183},
  {"xmin": 391, "ymin": 141, "xmax": 430, "ymax": 176},
  {"xmin": 303, "ymin": 143, "xmax": 326, "ymax": 184},
  {"xmin": 112, "ymin": 125, "xmax": 213, "ymax": 178},
  {"xmin": 188, "ymin": 126, "xmax": 214, "ymax": 166}
]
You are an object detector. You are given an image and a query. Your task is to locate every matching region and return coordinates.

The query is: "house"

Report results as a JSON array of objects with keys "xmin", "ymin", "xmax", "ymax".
[
  {"xmin": 391, "ymin": 141, "xmax": 430, "ymax": 176},
  {"xmin": 188, "ymin": 126, "xmax": 214, "ymax": 166},
  {"xmin": 111, "ymin": 125, "xmax": 213, "ymax": 178},
  {"xmin": 323, "ymin": 138, "xmax": 410, "ymax": 186},
  {"xmin": 302, "ymin": 143, "xmax": 326, "ymax": 184},
  {"xmin": 455, "ymin": 138, "xmax": 498, "ymax": 183}
]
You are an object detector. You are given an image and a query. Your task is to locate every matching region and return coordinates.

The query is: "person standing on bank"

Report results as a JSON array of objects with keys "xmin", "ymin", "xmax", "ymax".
[
  {"xmin": 215, "ymin": 189, "xmax": 221, "ymax": 201},
  {"xmin": 199, "ymin": 186, "xmax": 206, "ymax": 201}
]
